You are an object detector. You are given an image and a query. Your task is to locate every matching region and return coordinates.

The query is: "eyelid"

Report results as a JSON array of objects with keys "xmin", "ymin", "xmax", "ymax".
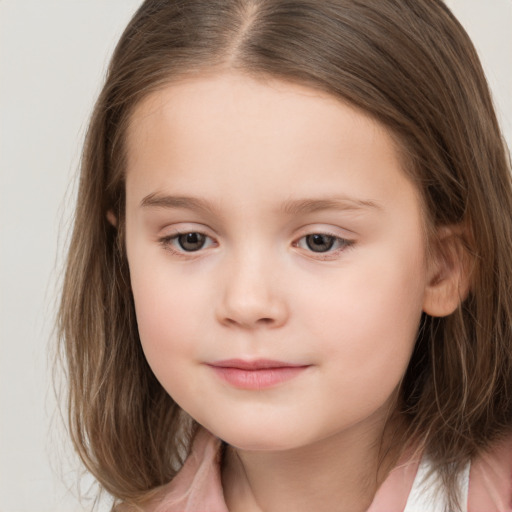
[
  {"xmin": 156, "ymin": 224, "xmax": 356, "ymax": 259},
  {"xmin": 158, "ymin": 225, "xmax": 218, "ymax": 256},
  {"xmin": 292, "ymin": 226, "xmax": 356, "ymax": 260}
]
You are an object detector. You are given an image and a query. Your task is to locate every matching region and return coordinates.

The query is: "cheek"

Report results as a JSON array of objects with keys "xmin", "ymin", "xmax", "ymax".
[
  {"xmin": 125, "ymin": 230, "xmax": 209, "ymax": 365},
  {"xmin": 130, "ymin": 270, "xmax": 210, "ymax": 406},
  {"xmin": 298, "ymin": 247, "xmax": 426, "ymax": 392},
  {"xmin": 131, "ymin": 271, "xmax": 202, "ymax": 355}
]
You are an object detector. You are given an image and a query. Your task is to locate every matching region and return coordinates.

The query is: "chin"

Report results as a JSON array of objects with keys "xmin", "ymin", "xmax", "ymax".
[
  {"xmin": 224, "ymin": 434, "xmax": 299, "ymax": 452},
  {"xmin": 203, "ymin": 420, "xmax": 307, "ymax": 452}
]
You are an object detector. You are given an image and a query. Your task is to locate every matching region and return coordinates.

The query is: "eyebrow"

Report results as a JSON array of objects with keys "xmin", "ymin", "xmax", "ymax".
[
  {"xmin": 140, "ymin": 193, "xmax": 381, "ymax": 215},
  {"xmin": 280, "ymin": 197, "xmax": 382, "ymax": 215},
  {"xmin": 140, "ymin": 193, "xmax": 220, "ymax": 215}
]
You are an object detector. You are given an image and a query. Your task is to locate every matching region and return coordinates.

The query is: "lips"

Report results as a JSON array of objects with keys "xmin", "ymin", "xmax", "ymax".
[{"xmin": 206, "ymin": 359, "xmax": 310, "ymax": 389}]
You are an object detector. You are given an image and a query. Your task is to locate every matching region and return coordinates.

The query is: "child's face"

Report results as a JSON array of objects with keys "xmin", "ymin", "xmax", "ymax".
[{"xmin": 125, "ymin": 72, "xmax": 431, "ymax": 451}]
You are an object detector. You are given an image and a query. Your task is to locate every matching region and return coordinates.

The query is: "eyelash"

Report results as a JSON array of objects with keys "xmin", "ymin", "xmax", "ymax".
[
  {"xmin": 159, "ymin": 231, "xmax": 216, "ymax": 256},
  {"xmin": 293, "ymin": 232, "xmax": 354, "ymax": 260},
  {"xmin": 158, "ymin": 231, "xmax": 355, "ymax": 259}
]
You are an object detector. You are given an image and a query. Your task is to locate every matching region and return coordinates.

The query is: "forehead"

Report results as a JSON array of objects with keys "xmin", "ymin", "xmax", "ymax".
[
  {"xmin": 126, "ymin": 72, "xmax": 393, "ymax": 164},
  {"xmin": 124, "ymin": 72, "xmax": 421, "ymax": 220}
]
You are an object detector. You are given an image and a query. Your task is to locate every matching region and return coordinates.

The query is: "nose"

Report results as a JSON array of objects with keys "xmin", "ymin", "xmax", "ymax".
[{"xmin": 216, "ymin": 253, "xmax": 289, "ymax": 329}]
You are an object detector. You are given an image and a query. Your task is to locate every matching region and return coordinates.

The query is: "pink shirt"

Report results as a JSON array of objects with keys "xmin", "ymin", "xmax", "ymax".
[{"xmin": 142, "ymin": 428, "xmax": 512, "ymax": 511}]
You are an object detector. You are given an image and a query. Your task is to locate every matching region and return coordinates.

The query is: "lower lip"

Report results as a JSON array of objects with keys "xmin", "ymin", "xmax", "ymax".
[{"xmin": 208, "ymin": 366, "xmax": 309, "ymax": 390}]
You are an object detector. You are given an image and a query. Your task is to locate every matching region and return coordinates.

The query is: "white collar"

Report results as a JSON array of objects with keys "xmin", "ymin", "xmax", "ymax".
[{"xmin": 403, "ymin": 456, "xmax": 470, "ymax": 512}]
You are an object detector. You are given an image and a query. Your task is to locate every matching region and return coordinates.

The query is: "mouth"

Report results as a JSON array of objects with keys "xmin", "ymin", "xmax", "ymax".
[{"xmin": 206, "ymin": 359, "xmax": 310, "ymax": 389}]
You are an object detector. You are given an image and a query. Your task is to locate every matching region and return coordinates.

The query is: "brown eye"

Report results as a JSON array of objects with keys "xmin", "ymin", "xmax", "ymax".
[
  {"xmin": 295, "ymin": 232, "xmax": 353, "ymax": 257},
  {"xmin": 305, "ymin": 234, "xmax": 336, "ymax": 252},
  {"xmin": 177, "ymin": 232, "xmax": 207, "ymax": 251}
]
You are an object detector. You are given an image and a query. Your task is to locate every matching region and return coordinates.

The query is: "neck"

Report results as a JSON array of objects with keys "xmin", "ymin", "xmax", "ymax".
[{"xmin": 222, "ymin": 414, "xmax": 402, "ymax": 512}]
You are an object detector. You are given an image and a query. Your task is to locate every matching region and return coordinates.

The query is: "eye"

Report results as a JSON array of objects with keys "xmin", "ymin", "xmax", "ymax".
[
  {"xmin": 160, "ymin": 231, "xmax": 214, "ymax": 253},
  {"xmin": 177, "ymin": 232, "xmax": 207, "ymax": 251},
  {"xmin": 304, "ymin": 234, "xmax": 335, "ymax": 252},
  {"xmin": 296, "ymin": 233, "xmax": 352, "ymax": 254}
]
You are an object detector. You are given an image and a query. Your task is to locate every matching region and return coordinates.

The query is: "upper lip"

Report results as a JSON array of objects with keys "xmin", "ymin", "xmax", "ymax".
[{"xmin": 207, "ymin": 359, "xmax": 308, "ymax": 370}]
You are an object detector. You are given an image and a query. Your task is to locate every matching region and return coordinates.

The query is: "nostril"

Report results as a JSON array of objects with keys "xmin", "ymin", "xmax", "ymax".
[
  {"xmin": 221, "ymin": 315, "xmax": 278, "ymax": 328},
  {"xmin": 217, "ymin": 286, "xmax": 289, "ymax": 329}
]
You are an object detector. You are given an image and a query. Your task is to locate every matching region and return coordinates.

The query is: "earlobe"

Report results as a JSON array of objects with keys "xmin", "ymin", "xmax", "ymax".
[
  {"xmin": 107, "ymin": 210, "xmax": 118, "ymax": 227},
  {"xmin": 422, "ymin": 225, "xmax": 472, "ymax": 317}
]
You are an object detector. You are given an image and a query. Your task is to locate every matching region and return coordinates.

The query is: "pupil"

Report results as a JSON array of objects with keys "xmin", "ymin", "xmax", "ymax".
[
  {"xmin": 306, "ymin": 234, "xmax": 334, "ymax": 252},
  {"xmin": 179, "ymin": 233, "xmax": 205, "ymax": 251}
]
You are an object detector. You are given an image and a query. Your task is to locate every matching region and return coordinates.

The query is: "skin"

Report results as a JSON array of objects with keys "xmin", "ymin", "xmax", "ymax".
[{"xmin": 123, "ymin": 72, "xmax": 453, "ymax": 512}]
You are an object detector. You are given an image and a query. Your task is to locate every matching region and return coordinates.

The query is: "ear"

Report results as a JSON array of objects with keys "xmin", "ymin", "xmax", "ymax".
[
  {"xmin": 422, "ymin": 225, "xmax": 472, "ymax": 317},
  {"xmin": 106, "ymin": 210, "xmax": 117, "ymax": 227}
]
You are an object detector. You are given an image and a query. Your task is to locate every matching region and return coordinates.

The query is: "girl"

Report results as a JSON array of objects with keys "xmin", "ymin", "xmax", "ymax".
[{"xmin": 59, "ymin": 1, "xmax": 512, "ymax": 511}]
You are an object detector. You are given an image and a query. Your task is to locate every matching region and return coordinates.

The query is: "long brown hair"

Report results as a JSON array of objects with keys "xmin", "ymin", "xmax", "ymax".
[{"xmin": 58, "ymin": 0, "xmax": 512, "ymax": 509}]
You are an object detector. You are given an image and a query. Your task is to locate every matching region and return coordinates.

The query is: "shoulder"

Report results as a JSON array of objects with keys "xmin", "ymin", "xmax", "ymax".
[
  {"xmin": 468, "ymin": 432, "xmax": 512, "ymax": 512},
  {"xmin": 112, "ymin": 489, "xmax": 167, "ymax": 512},
  {"xmin": 113, "ymin": 489, "xmax": 174, "ymax": 512},
  {"xmin": 115, "ymin": 428, "xmax": 227, "ymax": 512}
]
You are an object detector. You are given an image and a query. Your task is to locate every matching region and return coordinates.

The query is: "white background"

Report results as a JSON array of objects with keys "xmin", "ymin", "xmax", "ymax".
[{"xmin": 0, "ymin": 1, "xmax": 511, "ymax": 511}]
